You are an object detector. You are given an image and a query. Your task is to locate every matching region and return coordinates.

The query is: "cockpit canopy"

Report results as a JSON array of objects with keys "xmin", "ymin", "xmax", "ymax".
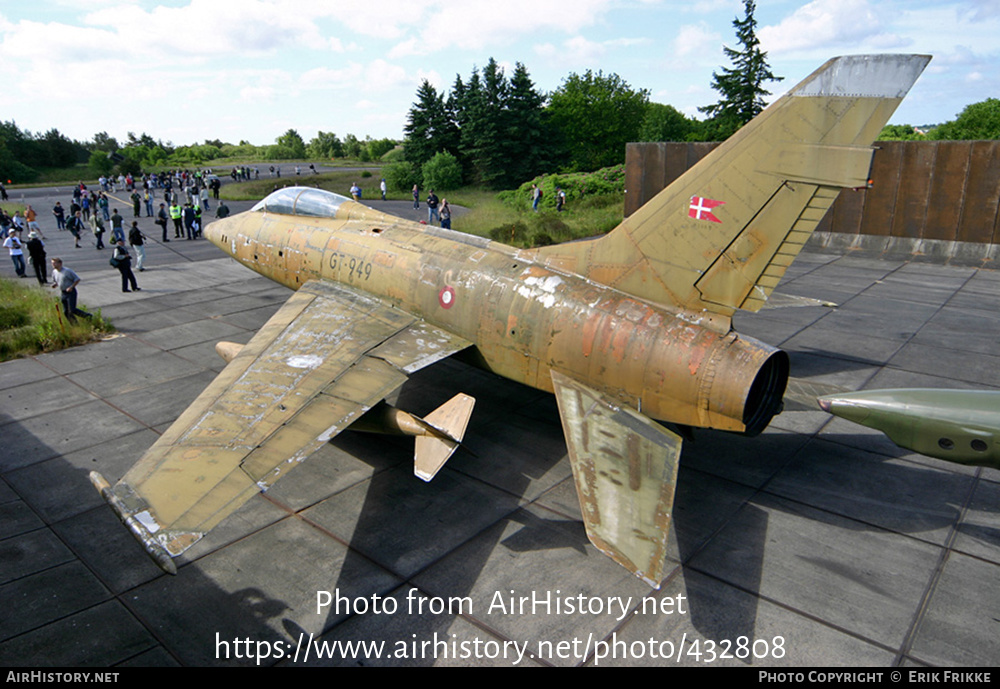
[{"xmin": 251, "ymin": 187, "xmax": 350, "ymax": 218}]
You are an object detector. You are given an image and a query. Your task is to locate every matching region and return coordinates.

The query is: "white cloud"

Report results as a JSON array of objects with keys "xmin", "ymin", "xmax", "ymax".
[
  {"xmin": 299, "ymin": 65, "xmax": 358, "ymax": 90},
  {"xmin": 757, "ymin": 0, "xmax": 903, "ymax": 55},
  {"xmin": 363, "ymin": 59, "xmax": 410, "ymax": 92},
  {"xmin": 534, "ymin": 34, "xmax": 650, "ymax": 67},
  {"xmin": 388, "ymin": 0, "xmax": 614, "ymax": 56},
  {"xmin": 674, "ymin": 22, "xmax": 720, "ymax": 57}
]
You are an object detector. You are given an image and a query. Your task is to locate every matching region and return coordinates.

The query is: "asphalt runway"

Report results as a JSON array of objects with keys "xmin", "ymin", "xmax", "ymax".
[{"xmin": 1, "ymin": 184, "xmax": 997, "ymax": 667}]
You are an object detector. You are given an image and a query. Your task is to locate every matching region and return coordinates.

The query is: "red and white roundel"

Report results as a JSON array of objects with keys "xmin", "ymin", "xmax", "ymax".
[{"xmin": 438, "ymin": 285, "xmax": 456, "ymax": 309}]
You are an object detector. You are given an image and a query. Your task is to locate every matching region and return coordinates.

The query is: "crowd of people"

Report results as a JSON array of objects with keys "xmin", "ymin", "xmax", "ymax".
[{"xmin": 2, "ymin": 168, "xmax": 235, "ymax": 305}]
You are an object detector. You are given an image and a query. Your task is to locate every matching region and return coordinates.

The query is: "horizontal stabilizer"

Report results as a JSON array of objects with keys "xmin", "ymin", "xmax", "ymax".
[{"xmin": 551, "ymin": 371, "xmax": 682, "ymax": 588}]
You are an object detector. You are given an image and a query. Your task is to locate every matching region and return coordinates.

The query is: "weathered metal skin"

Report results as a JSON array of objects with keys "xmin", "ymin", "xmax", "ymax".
[{"xmin": 207, "ymin": 204, "xmax": 788, "ymax": 435}]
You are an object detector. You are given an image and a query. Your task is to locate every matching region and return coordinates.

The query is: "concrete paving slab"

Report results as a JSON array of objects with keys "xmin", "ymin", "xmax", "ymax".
[
  {"xmin": 133, "ymin": 318, "xmax": 249, "ymax": 352},
  {"xmin": 2, "ymin": 236, "xmax": 998, "ymax": 667},
  {"xmin": 601, "ymin": 569, "xmax": 896, "ymax": 666},
  {"xmin": 0, "ymin": 562, "xmax": 110, "ymax": 643},
  {"xmin": 731, "ymin": 312, "xmax": 813, "ymax": 347},
  {"xmin": 264, "ymin": 436, "xmax": 404, "ymax": 512},
  {"xmin": 0, "ymin": 529, "xmax": 75, "ymax": 585},
  {"xmin": 906, "ymin": 552, "xmax": 1000, "ymax": 666},
  {"xmin": 411, "ymin": 504, "xmax": 652, "ymax": 667},
  {"xmin": 782, "ymin": 325, "xmax": 906, "ymax": 365},
  {"xmin": 126, "ymin": 517, "xmax": 401, "ymax": 666},
  {"xmin": 1, "ymin": 375, "xmax": 99, "ymax": 424},
  {"xmin": 50, "ymin": 506, "xmax": 165, "ymax": 594},
  {"xmin": 688, "ymin": 493, "xmax": 943, "ymax": 649},
  {"xmin": 5, "ymin": 429, "xmax": 161, "ymax": 524},
  {"xmin": 301, "ymin": 461, "xmax": 525, "ymax": 579},
  {"xmin": 887, "ymin": 342, "xmax": 1000, "ymax": 388},
  {"xmin": 104, "ymin": 369, "xmax": 218, "ymax": 427},
  {"xmin": 952, "ymin": 479, "xmax": 1000, "ymax": 565},
  {"xmin": 767, "ymin": 439, "xmax": 973, "ymax": 546},
  {"xmin": 1, "ymin": 401, "xmax": 147, "ymax": 471},
  {"xmin": 32, "ymin": 335, "xmax": 163, "ymax": 375},
  {"xmin": 0, "ymin": 600, "xmax": 158, "ymax": 667},
  {"xmin": 457, "ymin": 412, "xmax": 573, "ymax": 502},
  {"xmin": 0, "ymin": 357, "xmax": 60, "ymax": 386}
]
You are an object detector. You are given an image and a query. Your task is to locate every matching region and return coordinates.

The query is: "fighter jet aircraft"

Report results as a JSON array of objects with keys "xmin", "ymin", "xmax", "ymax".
[{"xmin": 91, "ymin": 54, "xmax": 930, "ymax": 586}]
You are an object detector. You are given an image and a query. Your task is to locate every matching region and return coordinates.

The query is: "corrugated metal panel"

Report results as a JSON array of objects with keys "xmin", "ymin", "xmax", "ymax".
[
  {"xmin": 960, "ymin": 140, "xmax": 1000, "ymax": 245},
  {"xmin": 925, "ymin": 141, "xmax": 969, "ymax": 241},
  {"xmin": 861, "ymin": 143, "xmax": 903, "ymax": 237}
]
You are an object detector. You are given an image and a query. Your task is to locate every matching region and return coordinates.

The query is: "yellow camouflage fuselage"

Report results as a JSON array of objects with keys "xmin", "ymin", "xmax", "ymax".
[{"xmin": 206, "ymin": 203, "xmax": 786, "ymax": 436}]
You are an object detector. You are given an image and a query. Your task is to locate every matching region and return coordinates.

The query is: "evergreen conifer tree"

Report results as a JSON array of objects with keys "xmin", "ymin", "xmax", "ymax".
[{"xmin": 700, "ymin": 0, "xmax": 782, "ymax": 137}]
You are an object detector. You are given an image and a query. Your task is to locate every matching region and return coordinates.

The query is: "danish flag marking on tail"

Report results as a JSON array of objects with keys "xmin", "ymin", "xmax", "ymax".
[{"xmin": 689, "ymin": 196, "xmax": 725, "ymax": 223}]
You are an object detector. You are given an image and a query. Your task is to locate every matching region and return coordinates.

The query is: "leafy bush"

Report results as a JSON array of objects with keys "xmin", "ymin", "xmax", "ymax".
[
  {"xmin": 88, "ymin": 150, "xmax": 115, "ymax": 176},
  {"xmin": 381, "ymin": 147, "xmax": 406, "ymax": 163},
  {"xmin": 383, "ymin": 161, "xmax": 421, "ymax": 192},
  {"xmin": 421, "ymin": 151, "xmax": 462, "ymax": 191},
  {"xmin": 264, "ymin": 144, "xmax": 298, "ymax": 161},
  {"xmin": 498, "ymin": 164, "xmax": 626, "ymax": 211}
]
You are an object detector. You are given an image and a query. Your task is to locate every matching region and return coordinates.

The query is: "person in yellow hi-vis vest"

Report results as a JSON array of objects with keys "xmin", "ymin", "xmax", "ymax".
[{"xmin": 169, "ymin": 203, "xmax": 182, "ymax": 238}]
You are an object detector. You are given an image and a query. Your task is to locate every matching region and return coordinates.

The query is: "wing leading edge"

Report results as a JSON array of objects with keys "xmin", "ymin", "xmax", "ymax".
[{"xmin": 94, "ymin": 280, "xmax": 471, "ymax": 572}]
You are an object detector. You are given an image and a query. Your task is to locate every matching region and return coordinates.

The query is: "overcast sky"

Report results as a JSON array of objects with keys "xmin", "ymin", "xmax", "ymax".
[{"xmin": 2, "ymin": 0, "xmax": 998, "ymax": 148}]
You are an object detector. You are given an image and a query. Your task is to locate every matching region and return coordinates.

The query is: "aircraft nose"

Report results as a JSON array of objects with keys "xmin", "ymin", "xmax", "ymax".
[{"xmin": 203, "ymin": 219, "xmax": 227, "ymax": 249}]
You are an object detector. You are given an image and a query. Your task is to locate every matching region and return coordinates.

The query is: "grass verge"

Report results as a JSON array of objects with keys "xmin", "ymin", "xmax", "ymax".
[{"xmin": 0, "ymin": 277, "xmax": 114, "ymax": 361}]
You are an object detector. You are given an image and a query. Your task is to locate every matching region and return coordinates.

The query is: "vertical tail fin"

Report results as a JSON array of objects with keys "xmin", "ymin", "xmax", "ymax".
[{"xmin": 535, "ymin": 55, "xmax": 931, "ymax": 319}]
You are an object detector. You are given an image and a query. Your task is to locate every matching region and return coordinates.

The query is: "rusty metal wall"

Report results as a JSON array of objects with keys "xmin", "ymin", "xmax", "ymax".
[{"xmin": 625, "ymin": 141, "xmax": 1000, "ymax": 245}]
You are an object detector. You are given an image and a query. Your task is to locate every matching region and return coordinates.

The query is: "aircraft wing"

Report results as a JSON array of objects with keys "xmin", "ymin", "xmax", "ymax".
[{"xmin": 94, "ymin": 279, "xmax": 471, "ymax": 572}]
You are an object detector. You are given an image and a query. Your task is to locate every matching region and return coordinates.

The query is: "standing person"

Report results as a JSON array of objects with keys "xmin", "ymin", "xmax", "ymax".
[
  {"xmin": 130, "ymin": 190, "xmax": 141, "ymax": 218},
  {"xmin": 170, "ymin": 202, "xmax": 183, "ymax": 238},
  {"xmin": 25, "ymin": 205, "xmax": 44, "ymax": 237},
  {"xmin": 144, "ymin": 189, "xmax": 154, "ymax": 217},
  {"xmin": 50, "ymin": 258, "xmax": 92, "ymax": 321},
  {"xmin": 89, "ymin": 212, "xmax": 106, "ymax": 250},
  {"xmin": 182, "ymin": 202, "xmax": 196, "ymax": 240},
  {"xmin": 4, "ymin": 229, "xmax": 27, "ymax": 277},
  {"xmin": 97, "ymin": 193, "xmax": 110, "ymax": 221},
  {"xmin": 156, "ymin": 203, "xmax": 170, "ymax": 242},
  {"xmin": 440, "ymin": 199, "xmax": 451, "ymax": 229},
  {"xmin": 128, "ymin": 222, "xmax": 146, "ymax": 271},
  {"xmin": 26, "ymin": 230, "xmax": 47, "ymax": 284},
  {"xmin": 556, "ymin": 187, "xmax": 566, "ymax": 212},
  {"xmin": 110, "ymin": 209, "xmax": 125, "ymax": 244},
  {"xmin": 380, "ymin": 178, "xmax": 387, "ymax": 201},
  {"xmin": 531, "ymin": 184, "xmax": 542, "ymax": 212},
  {"xmin": 427, "ymin": 189, "xmax": 439, "ymax": 224},
  {"xmin": 0, "ymin": 182, "xmax": 7, "ymax": 201},
  {"xmin": 67, "ymin": 211, "xmax": 84, "ymax": 248},
  {"xmin": 52, "ymin": 202, "xmax": 66, "ymax": 230},
  {"xmin": 412, "ymin": 184, "xmax": 419, "ymax": 209},
  {"xmin": 111, "ymin": 240, "xmax": 140, "ymax": 292},
  {"xmin": 200, "ymin": 185, "xmax": 210, "ymax": 212},
  {"xmin": 193, "ymin": 203, "xmax": 203, "ymax": 238}
]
